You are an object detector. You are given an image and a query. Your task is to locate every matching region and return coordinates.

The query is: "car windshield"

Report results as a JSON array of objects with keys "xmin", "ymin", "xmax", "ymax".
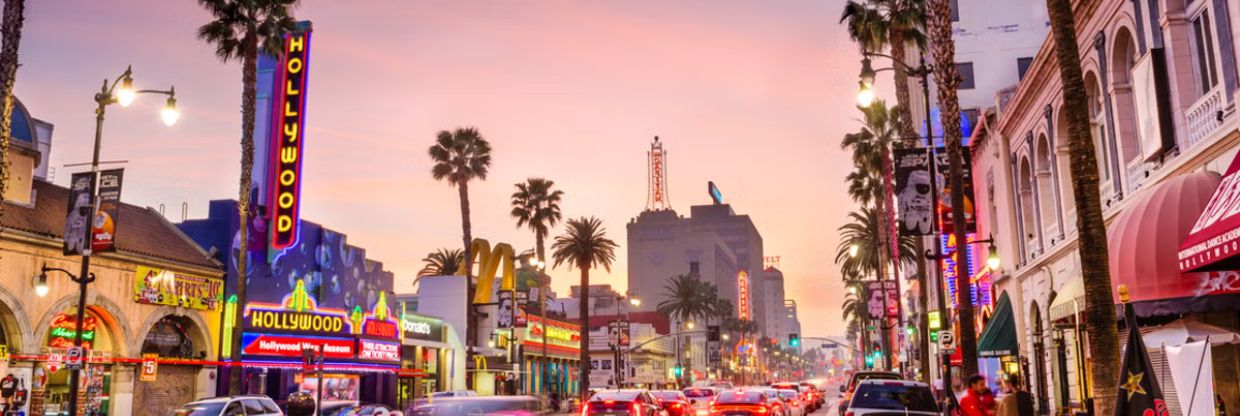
[
  {"xmin": 716, "ymin": 391, "xmax": 763, "ymax": 404},
  {"xmin": 851, "ymin": 384, "xmax": 939, "ymax": 412},
  {"xmin": 683, "ymin": 389, "xmax": 715, "ymax": 398},
  {"xmin": 652, "ymin": 392, "xmax": 682, "ymax": 401},
  {"xmin": 171, "ymin": 402, "xmax": 226, "ymax": 416},
  {"xmin": 591, "ymin": 391, "xmax": 641, "ymax": 401}
]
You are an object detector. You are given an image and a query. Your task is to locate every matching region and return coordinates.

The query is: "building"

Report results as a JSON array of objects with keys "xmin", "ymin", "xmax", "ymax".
[
  {"xmin": 761, "ymin": 269, "xmax": 788, "ymax": 341},
  {"xmin": 0, "ymin": 98, "xmax": 226, "ymax": 416},
  {"xmin": 963, "ymin": 0, "xmax": 1240, "ymax": 414},
  {"xmin": 179, "ymin": 200, "xmax": 401, "ymax": 407},
  {"xmin": 783, "ymin": 300, "xmax": 802, "ymax": 349}
]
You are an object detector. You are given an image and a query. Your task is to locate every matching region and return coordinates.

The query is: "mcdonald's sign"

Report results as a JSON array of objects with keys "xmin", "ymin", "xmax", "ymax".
[{"xmin": 458, "ymin": 239, "xmax": 518, "ymax": 305}]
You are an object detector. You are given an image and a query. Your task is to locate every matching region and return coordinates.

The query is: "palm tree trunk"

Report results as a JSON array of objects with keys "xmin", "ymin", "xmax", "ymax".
[
  {"xmin": 927, "ymin": 0, "xmax": 979, "ymax": 377},
  {"xmin": 889, "ymin": 26, "xmax": 918, "ymax": 139},
  {"xmin": 914, "ymin": 238, "xmax": 931, "ymax": 382},
  {"xmin": 1046, "ymin": 0, "xmax": 1120, "ymax": 413},
  {"xmin": 458, "ymin": 181, "xmax": 476, "ymax": 389},
  {"xmin": 0, "ymin": 0, "xmax": 23, "ymax": 228},
  {"xmin": 578, "ymin": 266, "xmax": 590, "ymax": 401},
  {"xmin": 229, "ymin": 34, "xmax": 258, "ymax": 396}
]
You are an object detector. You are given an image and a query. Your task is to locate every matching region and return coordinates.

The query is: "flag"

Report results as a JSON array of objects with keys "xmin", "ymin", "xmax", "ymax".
[{"xmin": 1114, "ymin": 302, "xmax": 1170, "ymax": 416}]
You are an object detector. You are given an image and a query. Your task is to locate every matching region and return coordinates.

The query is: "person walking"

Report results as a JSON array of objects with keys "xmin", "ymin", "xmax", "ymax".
[
  {"xmin": 959, "ymin": 374, "xmax": 995, "ymax": 416},
  {"xmin": 996, "ymin": 374, "xmax": 1034, "ymax": 416}
]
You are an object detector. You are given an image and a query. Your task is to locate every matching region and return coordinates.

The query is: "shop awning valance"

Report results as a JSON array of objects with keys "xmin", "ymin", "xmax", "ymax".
[
  {"xmin": 1049, "ymin": 277, "xmax": 1084, "ymax": 321},
  {"xmin": 978, "ymin": 292, "xmax": 1017, "ymax": 357},
  {"xmin": 1181, "ymin": 154, "xmax": 1240, "ymax": 272}
]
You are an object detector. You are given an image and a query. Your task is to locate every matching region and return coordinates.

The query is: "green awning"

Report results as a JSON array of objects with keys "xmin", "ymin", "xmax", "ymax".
[{"xmin": 977, "ymin": 291, "xmax": 1018, "ymax": 357}]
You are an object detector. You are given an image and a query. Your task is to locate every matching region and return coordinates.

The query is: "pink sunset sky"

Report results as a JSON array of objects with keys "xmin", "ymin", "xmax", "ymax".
[{"xmin": 17, "ymin": 0, "xmax": 896, "ymax": 336}]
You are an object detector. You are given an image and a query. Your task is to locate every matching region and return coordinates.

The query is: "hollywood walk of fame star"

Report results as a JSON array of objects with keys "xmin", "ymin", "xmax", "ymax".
[{"xmin": 1120, "ymin": 371, "xmax": 1147, "ymax": 401}]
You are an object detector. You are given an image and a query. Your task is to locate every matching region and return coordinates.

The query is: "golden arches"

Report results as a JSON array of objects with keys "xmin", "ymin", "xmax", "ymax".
[{"xmin": 456, "ymin": 239, "xmax": 517, "ymax": 304}]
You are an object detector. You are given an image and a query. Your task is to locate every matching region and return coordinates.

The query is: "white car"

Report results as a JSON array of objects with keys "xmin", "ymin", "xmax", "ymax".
[
  {"xmin": 681, "ymin": 387, "xmax": 717, "ymax": 416},
  {"xmin": 172, "ymin": 395, "xmax": 284, "ymax": 416},
  {"xmin": 844, "ymin": 380, "xmax": 940, "ymax": 416},
  {"xmin": 775, "ymin": 389, "xmax": 806, "ymax": 416}
]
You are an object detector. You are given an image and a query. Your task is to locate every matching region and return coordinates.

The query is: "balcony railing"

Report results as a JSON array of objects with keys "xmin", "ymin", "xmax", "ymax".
[{"xmin": 1186, "ymin": 85, "xmax": 1225, "ymax": 148}]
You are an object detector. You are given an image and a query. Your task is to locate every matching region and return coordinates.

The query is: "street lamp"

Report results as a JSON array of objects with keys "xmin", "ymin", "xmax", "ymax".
[
  {"xmin": 986, "ymin": 240, "xmax": 1002, "ymax": 270},
  {"xmin": 686, "ymin": 321, "xmax": 695, "ymax": 330},
  {"xmin": 848, "ymin": 243, "xmax": 860, "ymax": 258},
  {"xmin": 629, "ymin": 297, "xmax": 641, "ymax": 307},
  {"xmin": 856, "ymin": 82, "xmax": 875, "ymax": 107}
]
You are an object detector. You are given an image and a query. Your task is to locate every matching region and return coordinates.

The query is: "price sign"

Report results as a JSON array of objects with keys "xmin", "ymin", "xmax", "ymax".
[{"xmin": 140, "ymin": 353, "xmax": 158, "ymax": 382}]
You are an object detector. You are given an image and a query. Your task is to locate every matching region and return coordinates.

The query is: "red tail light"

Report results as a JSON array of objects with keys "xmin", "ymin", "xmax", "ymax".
[
  {"xmin": 582, "ymin": 403, "xmax": 590, "ymax": 416},
  {"xmin": 845, "ymin": 411, "xmax": 855, "ymax": 416},
  {"xmin": 755, "ymin": 406, "xmax": 769, "ymax": 414},
  {"xmin": 632, "ymin": 402, "xmax": 641, "ymax": 415}
]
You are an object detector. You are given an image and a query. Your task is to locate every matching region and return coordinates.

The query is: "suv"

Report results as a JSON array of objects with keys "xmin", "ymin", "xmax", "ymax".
[
  {"xmin": 844, "ymin": 380, "xmax": 939, "ymax": 416},
  {"xmin": 172, "ymin": 395, "xmax": 283, "ymax": 416},
  {"xmin": 838, "ymin": 371, "xmax": 902, "ymax": 415}
]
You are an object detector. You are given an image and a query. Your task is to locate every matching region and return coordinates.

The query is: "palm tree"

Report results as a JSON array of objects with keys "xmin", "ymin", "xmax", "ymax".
[
  {"xmin": 0, "ymin": 0, "xmax": 25, "ymax": 228},
  {"xmin": 197, "ymin": 0, "xmax": 299, "ymax": 395},
  {"xmin": 1045, "ymin": 0, "xmax": 1120, "ymax": 412},
  {"xmin": 551, "ymin": 216, "xmax": 618, "ymax": 401},
  {"xmin": 657, "ymin": 274, "xmax": 714, "ymax": 325},
  {"xmin": 925, "ymin": 0, "xmax": 979, "ymax": 377},
  {"xmin": 428, "ymin": 126, "xmax": 492, "ymax": 370},
  {"xmin": 834, "ymin": 207, "xmax": 919, "ymax": 278},
  {"xmin": 841, "ymin": 0, "xmax": 925, "ymax": 138},
  {"xmin": 511, "ymin": 178, "xmax": 565, "ymax": 262},
  {"xmin": 418, "ymin": 248, "xmax": 464, "ymax": 277}
]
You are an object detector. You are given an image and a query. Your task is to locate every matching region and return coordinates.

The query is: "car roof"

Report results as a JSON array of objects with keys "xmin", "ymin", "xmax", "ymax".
[{"xmin": 857, "ymin": 379, "xmax": 929, "ymax": 387}]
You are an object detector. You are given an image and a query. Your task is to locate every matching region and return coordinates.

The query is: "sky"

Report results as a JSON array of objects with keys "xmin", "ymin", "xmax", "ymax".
[{"xmin": 17, "ymin": 0, "xmax": 895, "ymax": 337}]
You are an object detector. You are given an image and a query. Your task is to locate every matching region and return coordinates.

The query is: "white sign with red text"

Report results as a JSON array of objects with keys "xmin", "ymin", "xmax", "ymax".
[{"xmin": 358, "ymin": 339, "xmax": 400, "ymax": 363}]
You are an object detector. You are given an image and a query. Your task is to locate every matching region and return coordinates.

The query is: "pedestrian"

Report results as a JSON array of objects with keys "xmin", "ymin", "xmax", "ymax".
[
  {"xmin": 996, "ymin": 374, "xmax": 1034, "ymax": 416},
  {"xmin": 959, "ymin": 374, "xmax": 995, "ymax": 416}
]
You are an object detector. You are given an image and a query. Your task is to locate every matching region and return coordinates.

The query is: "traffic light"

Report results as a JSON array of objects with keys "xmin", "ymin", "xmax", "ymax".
[
  {"xmin": 930, "ymin": 331, "xmax": 939, "ymax": 342},
  {"xmin": 864, "ymin": 354, "xmax": 874, "ymax": 367},
  {"xmin": 788, "ymin": 333, "xmax": 800, "ymax": 347},
  {"xmin": 905, "ymin": 326, "xmax": 915, "ymax": 337},
  {"xmin": 673, "ymin": 366, "xmax": 684, "ymax": 377},
  {"xmin": 708, "ymin": 325, "xmax": 721, "ymax": 342}
]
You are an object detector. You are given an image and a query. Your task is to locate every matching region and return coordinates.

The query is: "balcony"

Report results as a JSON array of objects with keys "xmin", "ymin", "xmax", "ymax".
[{"xmin": 1186, "ymin": 85, "xmax": 1225, "ymax": 148}]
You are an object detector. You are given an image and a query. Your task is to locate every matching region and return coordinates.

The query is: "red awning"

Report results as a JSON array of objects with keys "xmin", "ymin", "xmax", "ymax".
[
  {"xmin": 1181, "ymin": 154, "xmax": 1240, "ymax": 272},
  {"xmin": 1110, "ymin": 171, "xmax": 1220, "ymax": 302}
]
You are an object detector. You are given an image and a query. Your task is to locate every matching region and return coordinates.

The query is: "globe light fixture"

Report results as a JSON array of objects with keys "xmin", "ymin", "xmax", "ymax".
[
  {"xmin": 986, "ymin": 241, "xmax": 1001, "ymax": 270},
  {"xmin": 848, "ymin": 244, "xmax": 860, "ymax": 258},
  {"xmin": 161, "ymin": 94, "xmax": 180, "ymax": 126},
  {"xmin": 33, "ymin": 270, "xmax": 48, "ymax": 297},
  {"xmin": 856, "ymin": 82, "xmax": 875, "ymax": 107},
  {"xmin": 630, "ymin": 297, "xmax": 642, "ymax": 307},
  {"xmin": 116, "ymin": 74, "xmax": 136, "ymax": 107}
]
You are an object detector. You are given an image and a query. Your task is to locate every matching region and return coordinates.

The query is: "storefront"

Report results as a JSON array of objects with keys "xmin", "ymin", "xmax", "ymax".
[
  {"xmin": 976, "ymin": 292, "xmax": 1020, "ymax": 391},
  {"xmin": 396, "ymin": 311, "xmax": 448, "ymax": 410},
  {"xmin": 519, "ymin": 315, "xmax": 580, "ymax": 397}
]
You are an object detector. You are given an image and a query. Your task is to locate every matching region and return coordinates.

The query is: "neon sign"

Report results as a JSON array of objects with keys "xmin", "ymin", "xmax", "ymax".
[
  {"xmin": 241, "ymin": 333, "xmax": 353, "ymax": 359},
  {"xmin": 737, "ymin": 271, "xmax": 750, "ymax": 319},
  {"xmin": 268, "ymin": 27, "xmax": 313, "ymax": 254},
  {"xmin": 245, "ymin": 279, "xmax": 354, "ymax": 335},
  {"xmin": 358, "ymin": 339, "xmax": 400, "ymax": 363},
  {"xmin": 940, "ymin": 233, "xmax": 991, "ymax": 309},
  {"xmin": 48, "ymin": 314, "xmax": 97, "ymax": 350}
]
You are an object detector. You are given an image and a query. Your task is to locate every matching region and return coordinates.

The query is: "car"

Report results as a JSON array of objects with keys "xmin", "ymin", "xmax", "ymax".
[
  {"xmin": 326, "ymin": 404, "xmax": 400, "ymax": 416},
  {"xmin": 411, "ymin": 390, "xmax": 478, "ymax": 408},
  {"xmin": 798, "ymin": 383, "xmax": 823, "ymax": 411},
  {"xmin": 682, "ymin": 387, "xmax": 718, "ymax": 416},
  {"xmin": 706, "ymin": 390, "xmax": 772, "ymax": 416},
  {"xmin": 407, "ymin": 396, "xmax": 542, "ymax": 415},
  {"xmin": 651, "ymin": 390, "xmax": 691, "ymax": 416},
  {"xmin": 751, "ymin": 389, "xmax": 787, "ymax": 416},
  {"xmin": 774, "ymin": 390, "xmax": 805, "ymax": 416},
  {"xmin": 172, "ymin": 395, "xmax": 284, "ymax": 416},
  {"xmin": 770, "ymin": 383, "xmax": 810, "ymax": 412},
  {"xmin": 838, "ymin": 371, "xmax": 902, "ymax": 415},
  {"xmin": 843, "ymin": 380, "xmax": 939, "ymax": 416},
  {"xmin": 584, "ymin": 390, "xmax": 667, "ymax": 416}
]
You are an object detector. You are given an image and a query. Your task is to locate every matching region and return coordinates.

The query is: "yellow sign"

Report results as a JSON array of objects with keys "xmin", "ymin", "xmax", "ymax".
[
  {"xmin": 133, "ymin": 266, "xmax": 224, "ymax": 310},
  {"xmin": 140, "ymin": 353, "xmax": 158, "ymax": 382},
  {"xmin": 0, "ymin": 345, "xmax": 9, "ymax": 361},
  {"xmin": 458, "ymin": 239, "xmax": 517, "ymax": 304}
]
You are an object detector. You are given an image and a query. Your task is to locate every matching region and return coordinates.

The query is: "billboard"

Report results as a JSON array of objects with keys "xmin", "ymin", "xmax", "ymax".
[
  {"xmin": 133, "ymin": 265, "xmax": 224, "ymax": 310},
  {"xmin": 894, "ymin": 148, "xmax": 933, "ymax": 236}
]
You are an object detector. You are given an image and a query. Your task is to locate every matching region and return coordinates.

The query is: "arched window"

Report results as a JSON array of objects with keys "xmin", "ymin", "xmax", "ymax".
[
  {"xmin": 1110, "ymin": 28, "xmax": 1143, "ymax": 167},
  {"xmin": 141, "ymin": 315, "xmax": 198, "ymax": 358},
  {"xmin": 1054, "ymin": 108, "xmax": 1077, "ymax": 230},
  {"xmin": 1083, "ymin": 72, "xmax": 1112, "ymax": 182},
  {"xmin": 1035, "ymin": 134, "xmax": 1059, "ymax": 241},
  {"xmin": 1018, "ymin": 157, "xmax": 1039, "ymax": 254}
]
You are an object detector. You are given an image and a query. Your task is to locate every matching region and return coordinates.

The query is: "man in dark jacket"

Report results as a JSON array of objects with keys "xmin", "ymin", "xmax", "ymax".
[{"xmin": 997, "ymin": 374, "xmax": 1035, "ymax": 416}]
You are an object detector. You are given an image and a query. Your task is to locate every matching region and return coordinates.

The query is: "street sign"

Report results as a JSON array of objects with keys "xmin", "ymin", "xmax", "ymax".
[
  {"xmin": 140, "ymin": 353, "xmax": 158, "ymax": 382},
  {"xmin": 65, "ymin": 347, "xmax": 84, "ymax": 371},
  {"xmin": 937, "ymin": 330, "xmax": 956, "ymax": 353}
]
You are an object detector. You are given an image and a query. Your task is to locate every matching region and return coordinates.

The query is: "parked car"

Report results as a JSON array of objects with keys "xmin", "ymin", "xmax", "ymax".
[
  {"xmin": 583, "ymin": 390, "xmax": 666, "ymax": 416},
  {"xmin": 172, "ymin": 395, "xmax": 284, "ymax": 416},
  {"xmin": 843, "ymin": 380, "xmax": 939, "ymax": 416},
  {"xmin": 651, "ymin": 390, "xmax": 691, "ymax": 416},
  {"xmin": 775, "ymin": 390, "xmax": 805, "ymax": 416},
  {"xmin": 706, "ymin": 390, "xmax": 772, "ymax": 416},
  {"xmin": 838, "ymin": 371, "xmax": 902, "ymax": 415},
  {"xmin": 682, "ymin": 387, "xmax": 717, "ymax": 416},
  {"xmin": 407, "ymin": 396, "xmax": 542, "ymax": 415}
]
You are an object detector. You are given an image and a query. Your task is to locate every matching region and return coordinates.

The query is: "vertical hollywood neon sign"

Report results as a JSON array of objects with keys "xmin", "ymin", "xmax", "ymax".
[
  {"xmin": 737, "ymin": 270, "xmax": 750, "ymax": 320},
  {"xmin": 268, "ymin": 27, "xmax": 312, "ymax": 256}
]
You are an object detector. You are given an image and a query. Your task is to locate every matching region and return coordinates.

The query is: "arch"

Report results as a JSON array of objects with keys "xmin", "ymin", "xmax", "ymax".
[
  {"xmin": 1018, "ymin": 156, "xmax": 1038, "ymax": 254},
  {"xmin": 1053, "ymin": 107, "xmax": 1079, "ymax": 224},
  {"xmin": 0, "ymin": 283, "xmax": 36, "ymax": 354},
  {"xmin": 131, "ymin": 306, "xmax": 216, "ymax": 361},
  {"xmin": 1109, "ymin": 26, "xmax": 1143, "ymax": 166},
  {"xmin": 34, "ymin": 293, "xmax": 133, "ymax": 357},
  {"xmin": 1082, "ymin": 71, "xmax": 1113, "ymax": 182},
  {"xmin": 1035, "ymin": 133, "xmax": 1059, "ymax": 240}
]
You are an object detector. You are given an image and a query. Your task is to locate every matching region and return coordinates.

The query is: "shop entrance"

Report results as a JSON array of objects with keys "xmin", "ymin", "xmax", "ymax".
[
  {"xmin": 133, "ymin": 315, "xmax": 205, "ymax": 415},
  {"xmin": 37, "ymin": 309, "xmax": 116, "ymax": 416}
]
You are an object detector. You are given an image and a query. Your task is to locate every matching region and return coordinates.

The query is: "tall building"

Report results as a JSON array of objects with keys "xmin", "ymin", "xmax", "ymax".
[{"xmin": 761, "ymin": 268, "xmax": 788, "ymax": 340}]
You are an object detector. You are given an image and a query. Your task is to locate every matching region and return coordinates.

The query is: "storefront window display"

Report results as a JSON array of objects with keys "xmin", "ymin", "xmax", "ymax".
[{"xmin": 37, "ymin": 311, "xmax": 115, "ymax": 416}]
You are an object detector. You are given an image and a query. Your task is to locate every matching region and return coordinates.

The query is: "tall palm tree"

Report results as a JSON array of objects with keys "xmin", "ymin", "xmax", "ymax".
[
  {"xmin": 841, "ymin": 0, "xmax": 925, "ymax": 138},
  {"xmin": 418, "ymin": 248, "xmax": 464, "ymax": 277},
  {"xmin": 657, "ymin": 274, "xmax": 714, "ymax": 325},
  {"xmin": 551, "ymin": 216, "xmax": 618, "ymax": 401},
  {"xmin": 0, "ymin": 0, "xmax": 24, "ymax": 227},
  {"xmin": 834, "ymin": 207, "xmax": 919, "ymax": 278},
  {"xmin": 197, "ymin": 0, "xmax": 299, "ymax": 394},
  {"xmin": 429, "ymin": 126, "xmax": 492, "ymax": 370},
  {"xmin": 511, "ymin": 177, "xmax": 565, "ymax": 262},
  {"xmin": 925, "ymin": 0, "xmax": 977, "ymax": 377},
  {"xmin": 1045, "ymin": 0, "xmax": 1120, "ymax": 413}
]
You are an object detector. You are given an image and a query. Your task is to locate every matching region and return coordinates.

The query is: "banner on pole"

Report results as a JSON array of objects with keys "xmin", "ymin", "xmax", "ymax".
[
  {"xmin": 894, "ymin": 148, "xmax": 934, "ymax": 236},
  {"xmin": 92, "ymin": 169, "xmax": 124, "ymax": 253},
  {"xmin": 63, "ymin": 172, "xmax": 96, "ymax": 255}
]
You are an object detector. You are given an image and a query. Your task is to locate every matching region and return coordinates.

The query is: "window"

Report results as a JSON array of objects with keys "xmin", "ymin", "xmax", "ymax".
[
  {"xmin": 242, "ymin": 399, "xmax": 267, "ymax": 415},
  {"xmin": 689, "ymin": 261, "xmax": 700, "ymax": 275},
  {"xmin": 957, "ymin": 62, "xmax": 975, "ymax": 89},
  {"xmin": 223, "ymin": 402, "xmax": 245, "ymax": 416},
  {"xmin": 1017, "ymin": 57, "xmax": 1034, "ymax": 80},
  {"xmin": 963, "ymin": 108, "xmax": 980, "ymax": 130},
  {"xmin": 1191, "ymin": 9, "xmax": 1219, "ymax": 94},
  {"xmin": 950, "ymin": 0, "xmax": 959, "ymax": 21}
]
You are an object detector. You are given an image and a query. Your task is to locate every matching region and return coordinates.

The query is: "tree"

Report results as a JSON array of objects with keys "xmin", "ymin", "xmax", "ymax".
[
  {"xmin": 417, "ymin": 248, "xmax": 464, "ymax": 277},
  {"xmin": 1045, "ymin": 0, "xmax": 1121, "ymax": 413},
  {"xmin": 510, "ymin": 177, "xmax": 565, "ymax": 262},
  {"xmin": 551, "ymin": 216, "xmax": 618, "ymax": 401},
  {"xmin": 197, "ymin": 0, "xmax": 299, "ymax": 395},
  {"xmin": 0, "ymin": 0, "xmax": 24, "ymax": 228},
  {"xmin": 926, "ymin": 0, "xmax": 978, "ymax": 377},
  {"xmin": 428, "ymin": 126, "xmax": 492, "ymax": 371},
  {"xmin": 841, "ymin": 0, "xmax": 925, "ymax": 138},
  {"xmin": 657, "ymin": 274, "xmax": 715, "ymax": 325},
  {"xmin": 834, "ymin": 207, "xmax": 919, "ymax": 279}
]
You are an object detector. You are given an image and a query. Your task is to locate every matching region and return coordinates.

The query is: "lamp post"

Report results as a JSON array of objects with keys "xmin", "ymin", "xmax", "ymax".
[
  {"xmin": 610, "ymin": 293, "xmax": 639, "ymax": 388},
  {"xmin": 43, "ymin": 66, "xmax": 177, "ymax": 416}
]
